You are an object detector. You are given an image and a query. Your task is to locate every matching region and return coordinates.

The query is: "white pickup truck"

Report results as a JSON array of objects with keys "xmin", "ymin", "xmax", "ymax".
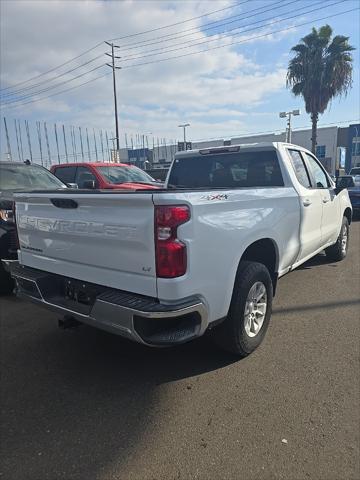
[{"xmin": 8, "ymin": 142, "xmax": 352, "ymax": 356}]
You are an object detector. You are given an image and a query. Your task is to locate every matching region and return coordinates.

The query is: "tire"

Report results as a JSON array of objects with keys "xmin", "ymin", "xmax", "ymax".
[
  {"xmin": 0, "ymin": 261, "xmax": 14, "ymax": 295},
  {"xmin": 325, "ymin": 216, "xmax": 349, "ymax": 262},
  {"xmin": 212, "ymin": 261, "xmax": 273, "ymax": 356}
]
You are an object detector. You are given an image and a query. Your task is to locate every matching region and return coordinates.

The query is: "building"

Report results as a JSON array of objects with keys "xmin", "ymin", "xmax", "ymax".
[
  {"xmin": 194, "ymin": 126, "xmax": 343, "ymax": 175},
  {"xmin": 345, "ymin": 123, "xmax": 360, "ymax": 172},
  {"xmin": 121, "ymin": 123, "xmax": 359, "ymax": 175}
]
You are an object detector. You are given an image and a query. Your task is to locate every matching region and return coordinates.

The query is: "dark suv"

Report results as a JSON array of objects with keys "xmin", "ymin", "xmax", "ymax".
[{"xmin": 0, "ymin": 161, "xmax": 66, "ymax": 294}]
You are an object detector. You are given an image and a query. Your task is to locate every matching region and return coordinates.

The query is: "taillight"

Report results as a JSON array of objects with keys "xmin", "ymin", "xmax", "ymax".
[{"xmin": 155, "ymin": 205, "xmax": 190, "ymax": 278}]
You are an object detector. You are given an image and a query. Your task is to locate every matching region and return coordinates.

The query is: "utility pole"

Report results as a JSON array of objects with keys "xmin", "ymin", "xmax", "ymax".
[
  {"xmin": 105, "ymin": 41, "xmax": 121, "ymax": 160},
  {"xmin": 279, "ymin": 110, "xmax": 300, "ymax": 143},
  {"xmin": 178, "ymin": 123, "xmax": 190, "ymax": 148}
]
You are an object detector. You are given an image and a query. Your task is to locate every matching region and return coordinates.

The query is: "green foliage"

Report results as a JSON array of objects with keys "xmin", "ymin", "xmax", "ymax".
[
  {"xmin": 287, "ymin": 24, "xmax": 354, "ymax": 152},
  {"xmin": 287, "ymin": 24, "xmax": 355, "ymax": 115}
]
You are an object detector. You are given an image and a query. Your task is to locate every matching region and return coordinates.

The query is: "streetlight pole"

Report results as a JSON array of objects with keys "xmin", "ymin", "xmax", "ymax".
[
  {"xmin": 105, "ymin": 41, "xmax": 121, "ymax": 160},
  {"xmin": 178, "ymin": 123, "xmax": 190, "ymax": 147},
  {"xmin": 279, "ymin": 110, "xmax": 300, "ymax": 143}
]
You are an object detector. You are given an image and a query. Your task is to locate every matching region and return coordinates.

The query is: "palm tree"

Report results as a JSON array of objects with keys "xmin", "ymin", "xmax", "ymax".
[{"xmin": 287, "ymin": 25, "xmax": 354, "ymax": 153}]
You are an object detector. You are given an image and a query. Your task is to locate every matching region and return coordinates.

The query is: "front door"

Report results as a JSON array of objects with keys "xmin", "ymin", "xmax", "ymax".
[
  {"xmin": 302, "ymin": 152, "xmax": 340, "ymax": 246},
  {"xmin": 287, "ymin": 149, "xmax": 323, "ymax": 262}
]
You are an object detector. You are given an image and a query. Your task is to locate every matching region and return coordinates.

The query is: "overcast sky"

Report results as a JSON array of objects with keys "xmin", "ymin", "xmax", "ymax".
[{"xmin": 0, "ymin": 0, "xmax": 359, "ymax": 157}]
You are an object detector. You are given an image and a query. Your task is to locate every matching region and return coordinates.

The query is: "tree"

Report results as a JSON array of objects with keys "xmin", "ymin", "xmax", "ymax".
[{"xmin": 287, "ymin": 25, "xmax": 354, "ymax": 153}]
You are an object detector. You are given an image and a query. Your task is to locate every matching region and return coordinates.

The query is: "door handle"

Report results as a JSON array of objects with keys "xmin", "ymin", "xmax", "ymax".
[
  {"xmin": 303, "ymin": 199, "xmax": 312, "ymax": 206},
  {"xmin": 322, "ymin": 198, "xmax": 330, "ymax": 203},
  {"xmin": 50, "ymin": 198, "xmax": 78, "ymax": 209}
]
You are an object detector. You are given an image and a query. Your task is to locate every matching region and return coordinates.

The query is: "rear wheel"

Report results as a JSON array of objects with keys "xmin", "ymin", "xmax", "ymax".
[
  {"xmin": 212, "ymin": 261, "xmax": 273, "ymax": 356},
  {"xmin": 0, "ymin": 262, "xmax": 14, "ymax": 295},
  {"xmin": 325, "ymin": 216, "xmax": 349, "ymax": 262}
]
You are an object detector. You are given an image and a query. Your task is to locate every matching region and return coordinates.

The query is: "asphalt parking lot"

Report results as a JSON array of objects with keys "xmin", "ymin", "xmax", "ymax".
[{"xmin": 1, "ymin": 220, "xmax": 359, "ymax": 480}]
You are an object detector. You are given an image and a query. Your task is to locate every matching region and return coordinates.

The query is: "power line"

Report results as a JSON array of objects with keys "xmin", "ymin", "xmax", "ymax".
[
  {"xmin": 120, "ymin": 5, "xmax": 358, "ymax": 69},
  {"xmin": 115, "ymin": 0, "xmax": 294, "ymax": 53},
  {"xmin": 0, "ymin": 1, "xmax": 244, "ymax": 93},
  {"xmin": 0, "ymin": 54, "xmax": 105, "ymax": 99},
  {"xmin": 0, "ymin": 0, "xmax": 283, "ymax": 100},
  {"xmin": 106, "ymin": 1, "xmax": 248, "ymax": 42},
  {"xmin": 2, "ymin": 6, "xmax": 357, "ymax": 109},
  {"xmin": 118, "ymin": 0, "xmax": 340, "ymax": 63},
  {"xmin": 1, "ymin": 64, "xmax": 107, "ymax": 105},
  {"xmin": 1, "ymin": 0, "xmax": 299, "ymax": 103},
  {"xmin": 2, "ymin": 72, "xmax": 111, "ymax": 109},
  {"xmin": 0, "ymin": 42, "xmax": 104, "ymax": 93}
]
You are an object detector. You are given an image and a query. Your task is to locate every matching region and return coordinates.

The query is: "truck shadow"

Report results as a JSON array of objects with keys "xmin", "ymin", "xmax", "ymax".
[
  {"xmin": 1, "ymin": 312, "xmax": 237, "ymax": 480},
  {"xmin": 298, "ymin": 252, "xmax": 338, "ymax": 270}
]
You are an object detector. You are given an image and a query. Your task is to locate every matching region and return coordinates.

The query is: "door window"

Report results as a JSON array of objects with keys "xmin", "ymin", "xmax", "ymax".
[
  {"xmin": 303, "ymin": 153, "xmax": 330, "ymax": 189},
  {"xmin": 288, "ymin": 149, "xmax": 311, "ymax": 188},
  {"xmin": 75, "ymin": 167, "xmax": 98, "ymax": 188},
  {"xmin": 53, "ymin": 166, "xmax": 76, "ymax": 184}
]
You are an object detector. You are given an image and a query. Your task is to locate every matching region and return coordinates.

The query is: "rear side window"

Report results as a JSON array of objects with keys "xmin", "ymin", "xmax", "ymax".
[
  {"xmin": 288, "ymin": 150, "xmax": 311, "ymax": 188},
  {"xmin": 53, "ymin": 166, "xmax": 76, "ymax": 184},
  {"xmin": 168, "ymin": 150, "xmax": 283, "ymax": 189}
]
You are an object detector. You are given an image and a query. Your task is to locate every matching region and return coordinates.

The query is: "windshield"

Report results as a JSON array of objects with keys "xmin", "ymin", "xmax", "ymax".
[
  {"xmin": 0, "ymin": 164, "xmax": 66, "ymax": 191},
  {"xmin": 97, "ymin": 165, "xmax": 155, "ymax": 184},
  {"xmin": 350, "ymin": 168, "xmax": 360, "ymax": 175}
]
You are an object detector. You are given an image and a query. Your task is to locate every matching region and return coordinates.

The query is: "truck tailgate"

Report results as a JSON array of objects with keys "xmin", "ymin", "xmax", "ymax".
[{"xmin": 14, "ymin": 192, "xmax": 157, "ymax": 297}]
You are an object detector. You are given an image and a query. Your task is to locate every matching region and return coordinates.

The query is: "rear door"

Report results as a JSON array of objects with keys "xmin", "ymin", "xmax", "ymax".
[
  {"xmin": 15, "ymin": 192, "xmax": 157, "ymax": 297},
  {"xmin": 287, "ymin": 149, "xmax": 323, "ymax": 262}
]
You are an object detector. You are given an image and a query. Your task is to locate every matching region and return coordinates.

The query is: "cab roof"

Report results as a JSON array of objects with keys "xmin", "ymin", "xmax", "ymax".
[{"xmin": 174, "ymin": 142, "xmax": 304, "ymax": 158}]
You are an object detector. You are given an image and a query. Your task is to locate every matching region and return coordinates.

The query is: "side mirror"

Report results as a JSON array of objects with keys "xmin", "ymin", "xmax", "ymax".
[
  {"xmin": 66, "ymin": 183, "xmax": 78, "ymax": 189},
  {"xmin": 82, "ymin": 180, "xmax": 96, "ymax": 189},
  {"xmin": 335, "ymin": 176, "xmax": 355, "ymax": 194}
]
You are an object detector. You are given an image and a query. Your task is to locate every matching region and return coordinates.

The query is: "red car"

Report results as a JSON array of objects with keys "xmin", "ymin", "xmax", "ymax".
[{"xmin": 50, "ymin": 162, "xmax": 161, "ymax": 190}]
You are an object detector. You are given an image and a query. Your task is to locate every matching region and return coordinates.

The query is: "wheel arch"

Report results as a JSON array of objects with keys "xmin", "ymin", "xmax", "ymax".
[
  {"xmin": 344, "ymin": 207, "xmax": 352, "ymax": 225},
  {"xmin": 238, "ymin": 238, "xmax": 279, "ymax": 295}
]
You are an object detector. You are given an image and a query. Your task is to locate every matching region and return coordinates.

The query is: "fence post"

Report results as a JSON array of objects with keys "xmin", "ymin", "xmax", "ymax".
[
  {"xmin": 3, "ymin": 117, "xmax": 12, "ymax": 161},
  {"xmin": 44, "ymin": 122, "xmax": 51, "ymax": 167},
  {"xmin": 25, "ymin": 120, "xmax": 33, "ymax": 163},
  {"xmin": 54, "ymin": 123, "xmax": 61, "ymax": 164},
  {"xmin": 93, "ymin": 129, "xmax": 98, "ymax": 160},
  {"xmin": 86, "ymin": 128, "xmax": 91, "ymax": 161},
  {"xmin": 79, "ymin": 126, "xmax": 84, "ymax": 160},
  {"xmin": 36, "ymin": 121, "xmax": 44, "ymax": 166},
  {"xmin": 14, "ymin": 119, "xmax": 21, "ymax": 162}
]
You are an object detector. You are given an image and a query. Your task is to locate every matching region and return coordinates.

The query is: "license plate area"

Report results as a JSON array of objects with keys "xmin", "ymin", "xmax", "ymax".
[{"xmin": 64, "ymin": 279, "xmax": 98, "ymax": 306}]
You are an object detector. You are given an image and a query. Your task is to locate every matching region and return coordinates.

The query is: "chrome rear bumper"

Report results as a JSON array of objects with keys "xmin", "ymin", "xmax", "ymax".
[
  {"xmin": 1, "ymin": 259, "xmax": 18, "ymax": 272},
  {"xmin": 10, "ymin": 263, "xmax": 208, "ymax": 347}
]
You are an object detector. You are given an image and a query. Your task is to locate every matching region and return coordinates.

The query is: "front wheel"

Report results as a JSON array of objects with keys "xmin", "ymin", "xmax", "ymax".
[
  {"xmin": 212, "ymin": 261, "xmax": 273, "ymax": 356},
  {"xmin": 325, "ymin": 216, "xmax": 349, "ymax": 262}
]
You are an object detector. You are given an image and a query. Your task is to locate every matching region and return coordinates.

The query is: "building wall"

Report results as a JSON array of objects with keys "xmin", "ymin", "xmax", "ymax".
[
  {"xmin": 144, "ymin": 124, "xmax": 352, "ymax": 175},
  {"xmin": 345, "ymin": 123, "xmax": 360, "ymax": 172},
  {"xmin": 191, "ymin": 139, "xmax": 224, "ymax": 149},
  {"xmin": 230, "ymin": 126, "xmax": 339, "ymax": 174},
  {"xmin": 337, "ymin": 127, "xmax": 348, "ymax": 148}
]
